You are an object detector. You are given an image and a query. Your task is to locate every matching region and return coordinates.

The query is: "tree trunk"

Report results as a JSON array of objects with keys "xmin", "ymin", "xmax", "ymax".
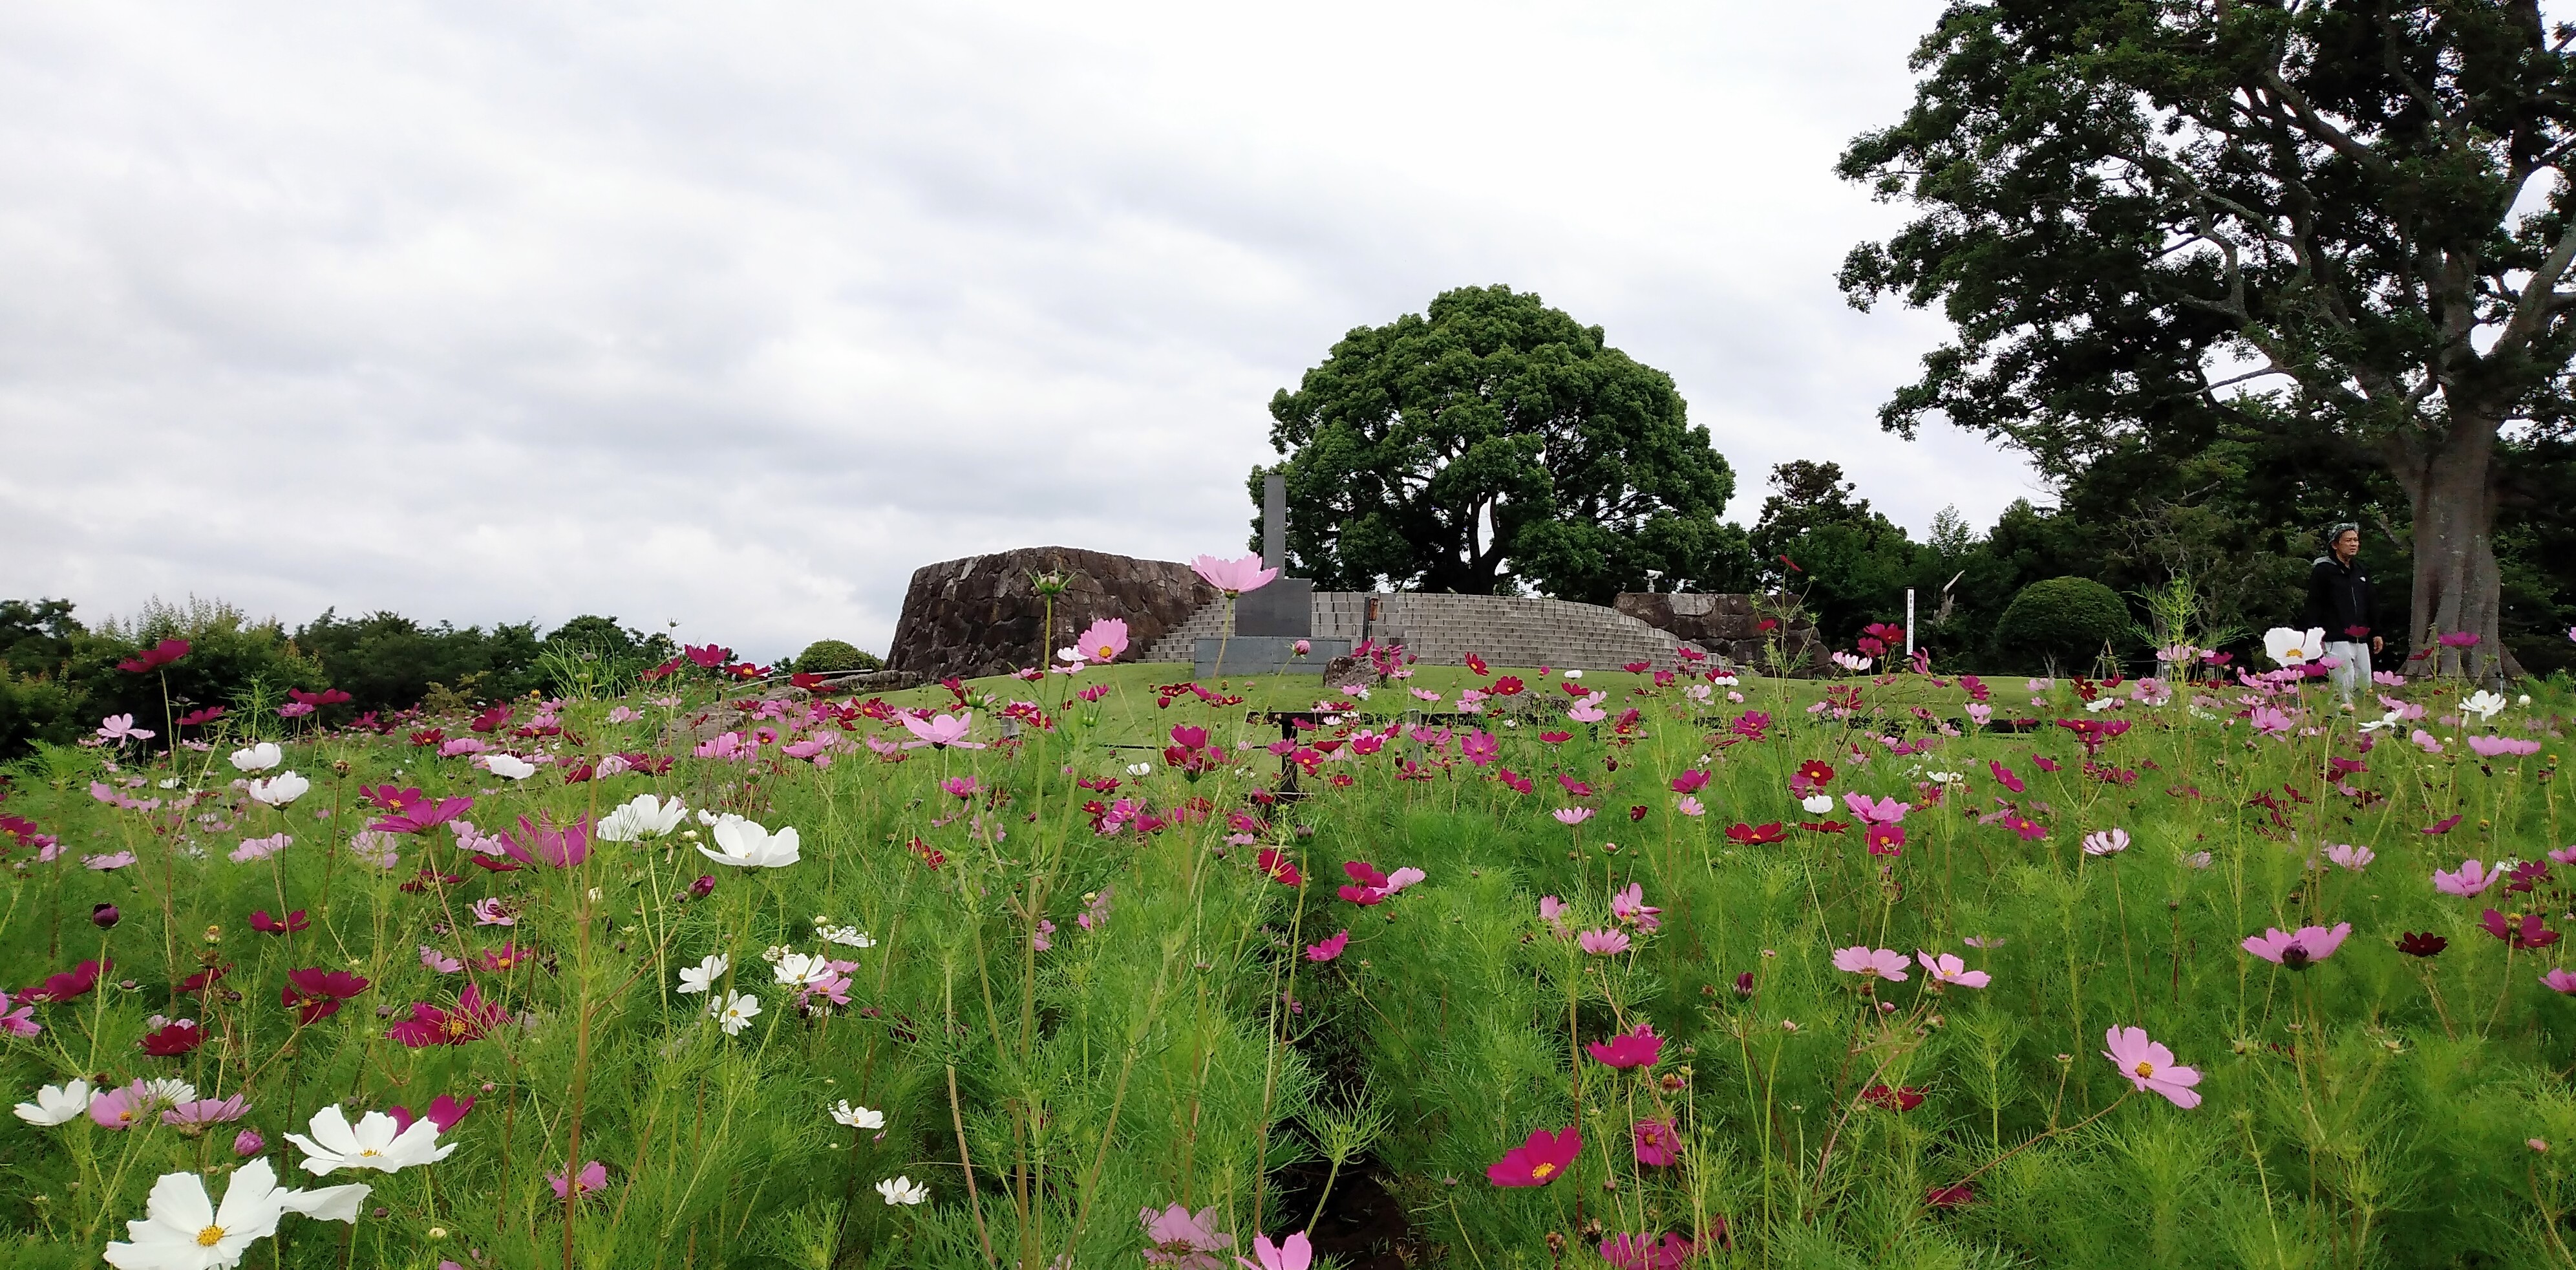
[{"xmin": 2383, "ymin": 413, "xmax": 2518, "ymax": 685}]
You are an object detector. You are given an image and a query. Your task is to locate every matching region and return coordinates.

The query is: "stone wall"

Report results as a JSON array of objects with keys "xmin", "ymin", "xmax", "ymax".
[
  {"xmin": 885, "ymin": 547, "xmax": 1217, "ymax": 683},
  {"xmin": 1613, "ymin": 592, "xmax": 1824, "ymax": 675}
]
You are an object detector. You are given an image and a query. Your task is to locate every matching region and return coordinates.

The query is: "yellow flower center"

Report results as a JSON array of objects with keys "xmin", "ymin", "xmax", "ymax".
[
  {"xmin": 1529, "ymin": 1162, "xmax": 1555, "ymax": 1179},
  {"xmin": 2134, "ymin": 1060, "xmax": 2155, "ymax": 1079},
  {"xmin": 359, "ymin": 1148, "xmax": 381, "ymax": 1157},
  {"xmin": 197, "ymin": 1225, "xmax": 226, "ymax": 1247},
  {"xmin": 1093, "ymin": 644, "xmax": 1113, "ymax": 658}
]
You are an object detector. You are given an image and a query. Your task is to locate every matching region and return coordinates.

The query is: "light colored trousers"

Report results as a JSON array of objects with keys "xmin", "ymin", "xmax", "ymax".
[{"xmin": 2325, "ymin": 640, "xmax": 2372, "ymax": 704}]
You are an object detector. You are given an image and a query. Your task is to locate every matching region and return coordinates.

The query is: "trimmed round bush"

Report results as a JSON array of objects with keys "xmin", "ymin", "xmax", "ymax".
[
  {"xmin": 792, "ymin": 639, "xmax": 881, "ymax": 674},
  {"xmin": 1992, "ymin": 576, "xmax": 2127, "ymax": 671}
]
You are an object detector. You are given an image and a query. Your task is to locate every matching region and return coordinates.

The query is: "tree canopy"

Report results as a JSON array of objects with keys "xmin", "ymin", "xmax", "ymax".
[
  {"xmin": 1839, "ymin": 0, "xmax": 2576, "ymax": 678},
  {"xmin": 1258, "ymin": 285, "xmax": 1747, "ymax": 603}
]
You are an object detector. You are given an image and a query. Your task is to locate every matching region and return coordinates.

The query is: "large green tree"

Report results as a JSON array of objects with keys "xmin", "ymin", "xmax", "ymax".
[
  {"xmin": 1840, "ymin": 1, "xmax": 2576, "ymax": 678},
  {"xmin": 1258, "ymin": 285, "xmax": 1745, "ymax": 603}
]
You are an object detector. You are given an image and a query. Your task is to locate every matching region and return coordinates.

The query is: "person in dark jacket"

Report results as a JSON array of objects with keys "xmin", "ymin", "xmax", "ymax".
[{"xmin": 2306, "ymin": 523, "xmax": 2381, "ymax": 705}]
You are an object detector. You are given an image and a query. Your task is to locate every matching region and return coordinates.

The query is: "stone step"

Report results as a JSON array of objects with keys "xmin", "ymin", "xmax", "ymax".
[{"xmin": 1140, "ymin": 591, "xmax": 1712, "ymax": 671}]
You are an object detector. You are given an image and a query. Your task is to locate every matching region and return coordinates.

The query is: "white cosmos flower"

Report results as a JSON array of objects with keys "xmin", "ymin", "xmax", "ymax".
[
  {"xmin": 103, "ymin": 1159, "xmax": 291, "ymax": 1270},
  {"xmin": 830, "ymin": 1101, "xmax": 885, "ymax": 1130},
  {"xmin": 774, "ymin": 952, "xmax": 836, "ymax": 989},
  {"xmin": 711, "ymin": 990, "xmax": 762, "ymax": 1036},
  {"xmin": 698, "ymin": 815, "xmax": 801, "ymax": 868},
  {"xmin": 2463, "ymin": 689, "xmax": 2508, "ymax": 721},
  {"xmin": 597, "ymin": 794, "xmax": 688, "ymax": 843},
  {"xmin": 14, "ymin": 1079, "xmax": 92, "ymax": 1126},
  {"xmin": 142, "ymin": 1078, "xmax": 199, "ymax": 1110},
  {"xmin": 479, "ymin": 753, "xmax": 537, "ymax": 780},
  {"xmin": 285, "ymin": 1106, "xmax": 456, "ymax": 1176},
  {"xmin": 1799, "ymin": 793, "xmax": 1833, "ymax": 815},
  {"xmin": 677, "ymin": 954, "xmax": 728, "ymax": 995},
  {"xmin": 875, "ymin": 1176, "xmax": 929, "ymax": 1205},
  {"xmin": 817, "ymin": 925, "xmax": 875, "ymax": 949},
  {"xmin": 227, "ymin": 742, "xmax": 282, "ymax": 773},
  {"xmin": 2264, "ymin": 627, "xmax": 2326, "ymax": 667},
  {"xmin": 246, "ymin": 771, "xmax": 310, "ymax": 807}
]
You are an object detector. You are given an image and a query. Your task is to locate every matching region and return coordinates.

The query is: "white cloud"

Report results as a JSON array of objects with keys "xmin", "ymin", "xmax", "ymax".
[{"xmin": 0, "ymin": 1, "xmax": 2039, "ymax": 659}]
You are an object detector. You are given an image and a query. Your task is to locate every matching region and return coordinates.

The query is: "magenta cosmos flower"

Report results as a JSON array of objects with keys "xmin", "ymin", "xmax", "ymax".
[
  {"xmin": 1190, "ymin": 554, "xmax": 1277, "ymax": 596},
  {"xmin": 1304, "ymin": 930, "xmax": 1349, "ymax": 962},
  {"xmin": 497, "ymin": 814, "xmax": 590, "ymax": 868},
  {"xmin": 1577, "ymin": 929, "xmax": 1632, "ymax": 956},
  {"xmin": 1632, "ymin": 1117, "xmax": 1681, "ymax": 1166},
  {"xmin": 2102, "ymin": 1026, "xmax": 2202, "ymax": 1108},
  {"xmin": 1585, "ymin": 1023, "xmax": 1663, "ymax": 1069},
  {"xmin": 898, "ymin": 711, "xmax": 985, "ymax": 750},
  {"xmin": 2241, "ymin": 922, "xmax": 2351, "ymax": 970},
  {"xmin": 1842, "ymin": 793, "xmax": 1911, "ymax": 826},
  {"xmin": 549, "ymin": 1159, "xmax": 609, "ymax": 1200},
  {"xmin": 1832, "ymin": 946, "xmax": 1909, "ymax": 982},
  {"xmin": 1598, "ymin": 1232, "xmax": 1694, "ymax": 1270},
  {"xmin": 1487, "ymin": 1125, "xmax": 1581, "ymax": 1186},
  {"xmin": 388, "ymin": 982, "xmax": 510, "ymax": 1048}
]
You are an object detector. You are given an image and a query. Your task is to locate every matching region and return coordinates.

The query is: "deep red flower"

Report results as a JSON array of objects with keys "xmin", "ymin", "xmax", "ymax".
[
  {"xmin": 286, "ymin": 687, "xmax": 353, "ymax": 707},
  {"xmin": 409, "ymin": 727, "xmax": 447, "ymax": 748},
  {"xmin": 142, "ymin": 1021, "xmax": 206, "ymax": 1057},
  {"xmin": 468, "ymin": 705, "xmax": 513, "ymax": 734},
  {"xmin": 175, "ymin": 706, "xmax": 226, "ymax": 727},
  {"xmin": 1725, "ymin": 822, "xmax": 1785, "ymax": 846},
  {"xmin": 281, "ymin": 967, "xmax": 370, "ymax": 1026},
  {"xmin": 2481, "ymin": 909, "xmax": 2562, "ymax": 951},
  {"xmin": 1862, "ymin": 1084, "xmax": 1924, "ymax": 1112},
  {"xmin": 361, "ymin": 784, "xmax": 425, "ymax": 813},
  {"xmin": 388, "ymin": 982, "xmax": 509, "ymax": 1047},
  {"xmin": 1490, "ymin": 676, "xmax": 1524, "ymax": 696},
  {"xmin": 1924, "ymin": 1183, "xmax": 1975, "ymax": 1209},
  {"xmin": 176, "ymin": 963, "xmax": 230, "ymax": 996},
  {"xmin": 116, "ymin": 638, "xmax": 190, "ymax": 673},
  {"xmin": 1798, "ymin": 760, "xmax": 1835, "ymax": 788},
  {"xmin": 249, "ymin": 909, "xmax": 309, "ymax": 935},
  {"xmin": 2395, "ymin": 931, "xmax": 2448, "ymax": 957},
  {"xmin": 21, "ymin": 958, "xmax": 109, "ymax": 1004},
  {"xmin": 2423, "ymin": 815, "xmax": 2464, "ymax": 835},
  {"xmin": 1465, "ymin": 652, "xmax": 1490, "ymax": 676},
  {"xmin": 1487, "ymin": 1125, "xmax": 1581, "ymax": 1187}
]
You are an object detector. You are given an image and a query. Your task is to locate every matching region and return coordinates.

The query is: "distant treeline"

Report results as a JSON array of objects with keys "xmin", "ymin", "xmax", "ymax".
[{"xmin": 0, "ymin": 598, "xmax": 727, "ymax": 758}]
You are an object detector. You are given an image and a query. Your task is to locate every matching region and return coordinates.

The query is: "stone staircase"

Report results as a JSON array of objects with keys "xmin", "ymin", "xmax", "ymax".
[{"xmin": 1141, "ymin": 591, "xmax": 1702, "ymax": 671}]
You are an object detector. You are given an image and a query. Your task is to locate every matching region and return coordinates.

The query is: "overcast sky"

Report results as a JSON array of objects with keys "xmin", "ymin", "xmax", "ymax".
[{"xmin": 0, "ymin": 1, "xmax": 2042, "ymax": 660}]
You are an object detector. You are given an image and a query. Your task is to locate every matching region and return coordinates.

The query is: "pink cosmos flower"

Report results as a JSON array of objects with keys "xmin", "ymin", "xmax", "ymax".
[
  {"xmin": 1140, "ymin": 1203, "xmax": 1233, "ymax": 1268},
  {"xmin": 1577, "ymin": 929, "xmax": 1632, "ymax": 956},
  {"xmin": 1864, "ymin": 823, "xmax": 1905, "ymax": 857},
  {"xmin": 2544, "ymin": 969, "xmax": 2576, "ymax": 995},
  {"xmin": 1305, "ymin": 931, "xmax": 1350, "ymax": 962},
  {"xmin": 2102, "ymin": 1026, "xmax": 2201, "ymax": 1108},
  {"xmin": 0, "ymin": 990, "xmax": 36, "ymax": 1038},
  {"xmin": 469, "ymin": 897, "xmax": 515, "ymax": 927},
  {"xmin": 2410, "ymin": 729, "xmax": 2445, "ymax": 755},
  {"xmin": 1632, "ymin": 1118, "xmax": 1681, "ymax": 1167},
  {"xmin": 898, "ymin": 711, "xmax": 985, "ymax": 750},
  {"xmin": 1674, "ymin": 795, "xmax": 1705, "ymax": 817},
  {"xmin": 1608, "ymin": 884, "xmax": 1661, "ymax": 930},
  {"xmin": 1538, "ymin": 896, "xmax": 1571, "ymax": 933},
  {"xmin": 1070, "ymin": 618, "xmax": 1131, "ymax": 664},
  {"xmin": 1915, "ymin": 951, "xmax": 1990, "ymax": 988},
  {"xmin": 162, "ymin": 1094, "xmax": 251, "ymax": 1128},
  {"xmin": 496, "ymin": 814, "xmax": 590, "ymax": 869},
  {"xmin": 2081, "ymin": 828, "xmax": 2129, "ymax": 856},
  {"xmin": 85, "ymin": 851, "xmax": 138, "ymax": 870},
  {"xmin": 2323, "ymin": 843, "xmax": 2374, "ymax": 871},
  {"xmin": 1190, "ymin": 554, "xmax": 1277, "ymax": 596},
  {"xmin": 1833, "ymin": 946, "xmax": 1910, "ymax": 981},
  {"xmin": 549, "ymin": 1159, "xmax": 609, "ymax": 1200},
  {"xmin": 2469, "ymin": 735, "xmax": 2542, "ymax": 758},
  {"xmin": 1842, "ymin": 793, "xmax": 1910, "ymax": 826},
  {"xmin": 2434, "ymin": 859, "xmax": 2504, "ymax": 897},
  {"xmin": 1459, "ymin": 731, "xmax": 1500, "ymax": 765},
  {"xmin": 421, "ymin": 945, "xmax": 464, "ymax": 974},
  {"xmin": 94, "ymin": 714, "xmax": 155, "ymax": 744},
  {"xmin": 89, "ymin": 1082, "xmax": 149, "ymax": 1130},
  {"xmin": 1553, "ymin": 807, "xmax": 1596, "ymax": 826},
  {"xmin": 2242, "ymin": 922, "xmax": 2351, "ymax": 969},
  {"xmin": 1235, "ymin": 1231, "xmax": 1312, "ymax": 1270}
]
